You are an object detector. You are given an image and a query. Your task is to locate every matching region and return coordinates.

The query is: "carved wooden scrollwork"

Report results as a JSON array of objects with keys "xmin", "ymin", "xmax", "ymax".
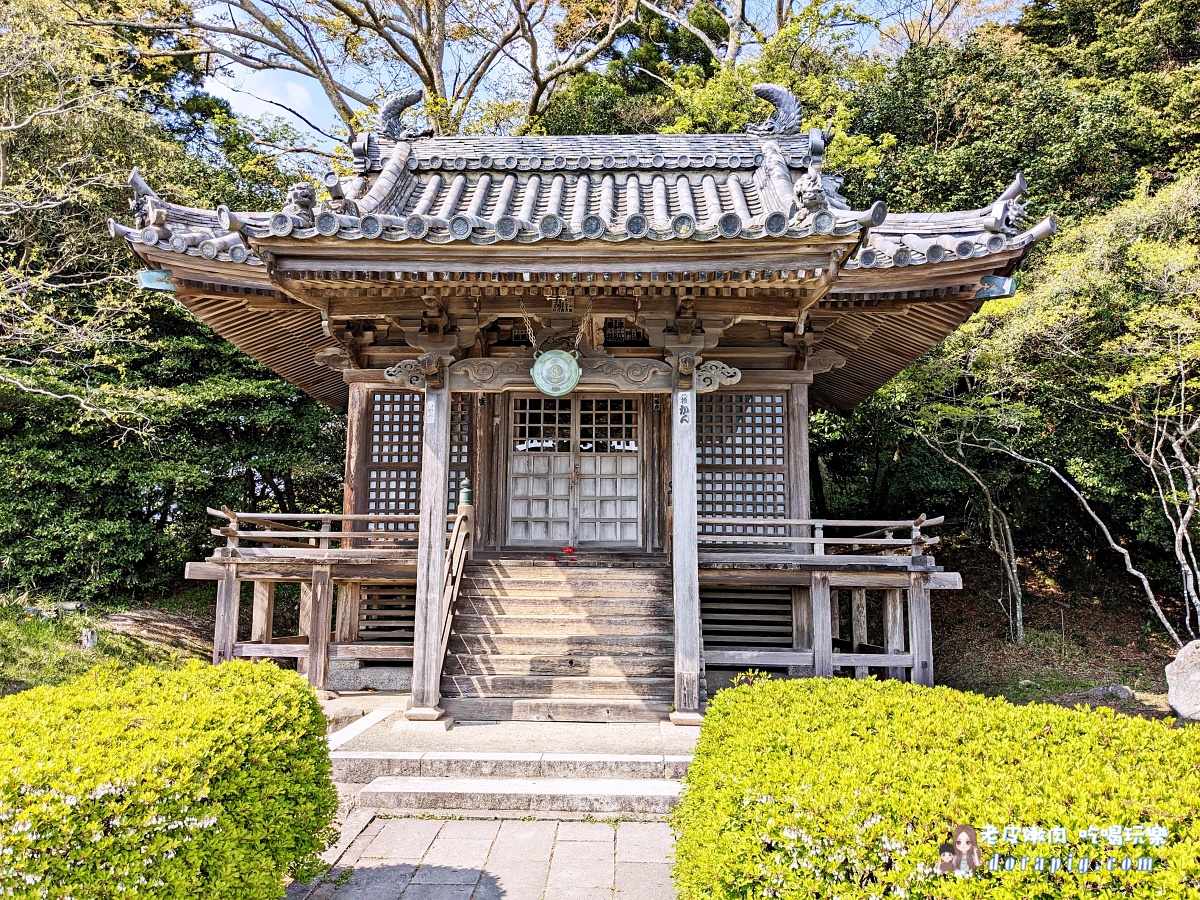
[
  {"xmin": 804, "ymin": 349, "xmax": 846, "ymax": 375},
  {"xmin": 694, "ymin": 361, "xmax": 742, "ymax": 393},
  {"xmin": 447, "ymin": 353, "xmax": 674, "ymax": 393},
  {"xmin": 383, "ymin": 358, "xmax": 427, "ymax": 389}
]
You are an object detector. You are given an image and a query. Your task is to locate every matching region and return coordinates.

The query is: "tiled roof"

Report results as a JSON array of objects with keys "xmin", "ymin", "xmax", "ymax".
[{"xmin": 110, "ymin": 85, "xmax": 1053, "ymax": 274}]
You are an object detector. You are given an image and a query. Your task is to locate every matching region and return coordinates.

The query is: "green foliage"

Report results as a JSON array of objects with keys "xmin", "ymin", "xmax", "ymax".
[
  {"xmin": 0, "ymin": 0, "xmax": 345, "ymax": 602},
  {"xmin": 673, "ymin": 677, "xmax": 1200, "ymax": 899},
  {"xmin": 0, "ymin": 660, "xmax": 337, "ymax": 897}
]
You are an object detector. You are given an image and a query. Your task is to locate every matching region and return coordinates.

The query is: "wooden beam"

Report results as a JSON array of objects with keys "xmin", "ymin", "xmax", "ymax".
[
  {"xmin": 705, "ymin": 649, "xmax": 814, "ymax": 666},
  {"xmin": 811, "ymin": 572, "xmax": 832, "ymax": 677},
  {"xmin": 884, "ymin": 588, "xmax": 905, "ymax": 680},
  {"xmin": 670, "ymin": 384, "xmax": 702, "ymax": 724},
  {"xmin": 832, "ymin": 652, "xmax": 914, "ymax": 667},
  {"xmin": 329, "ymin": 642, "xmax": 415, "ymax": 660},
  {"xmin": 212, "ymin": 565, "xmax": 240, "ymax": 665},
  {"xmin": 407, "ymin": 378, "xmax": 451, "ymax": 721},
  {"xmin": 308, "ymin": 565, "xmax": 334, "ymax": 689},
  {"xmin": 908, "ymin": 573, "xmax": 934, "ymax": 686},
  {"xmin": 234, "ymin": 642, "xmax": 310, "ymax": 658},
  {"xmin": 851, "ymin": 588, "xmax": 868, "ymax": 679},
  {"xmin": 251, "ymin": 581, "xmax": 274, "ymax": 645}
]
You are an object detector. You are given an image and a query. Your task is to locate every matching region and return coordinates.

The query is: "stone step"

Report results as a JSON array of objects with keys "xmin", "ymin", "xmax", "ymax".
[
  {"xmin": 449, "ymin": 634, "xmax": 674, "ymax": 657},
  {"xmin": 441, "ymin": 697, "xmax": 672, "ymax": 723},
  {"xmin": 441, "ymin": 674, "xmax": 675, "ymax": 700},
  {"xmin": 451, "ymin": 614, "xmax": 674, "ymax": 636},
  {"xmin": 454, "ymin": 595, "xmax": 673, "ymax": 617},
  {"xmin": 331, "ymin": 750, "xmax": 691, "ymax": 783},
  {"xmin": 357, "ymin": 775, "xmax": 680, "ymax": 814},
  {"xmin": 444, "ymin": 653, "xmax": 674, "ymax": 677}
]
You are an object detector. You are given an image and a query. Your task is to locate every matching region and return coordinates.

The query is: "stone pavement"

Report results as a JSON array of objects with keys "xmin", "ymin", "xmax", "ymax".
[{"xmin": 304, "ymin": 816, "xmax": 676, "ymax": 900}]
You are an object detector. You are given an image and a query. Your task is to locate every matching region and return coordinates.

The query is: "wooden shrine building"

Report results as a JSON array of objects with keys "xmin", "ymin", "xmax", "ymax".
[{"xmin": 112, "ymin": 85, "xmax": 1054, "ymax": 725}]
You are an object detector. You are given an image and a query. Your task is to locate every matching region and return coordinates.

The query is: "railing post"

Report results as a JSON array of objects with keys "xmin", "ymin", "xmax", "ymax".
[
  {"xmin": 670, "ymin": 384, "xmax": 702, "ymax": 725},
  {"xmin": 884, "ymin": 588, "xmax": 905, "ymax": 680},
  {"xmin": 851, "ymin": 587, "xmax": 868, "ymax": 679},
  {"xmin": 212, "ymin": 563, "xmax": 240, "ymax": 664},
  {"xmin": 251, "ymin": 581, "xmax": 274, "ymax": 647},
  {"xmin": 814, "ymin": 522, "xmax": 825, "ymax": 556},
  {"xmin": 308, "ymin": 565, "xmax": 333, "ymax": 689},
  {"xmin": 908, "ymin": 573, "xmax": 934, "ymax": 686},
  {"xmin": 407, "ymin": 377, "xmax": 451, "ymax": 723},
  {"xmin": 811, "ymin": 572, "xmax": 833, "ymax": 677}
]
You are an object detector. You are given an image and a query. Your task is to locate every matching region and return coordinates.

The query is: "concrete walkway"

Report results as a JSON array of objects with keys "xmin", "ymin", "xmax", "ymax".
[{"xmin": 303, "ymin": 816, "xmax": 676, "ymax": 899}]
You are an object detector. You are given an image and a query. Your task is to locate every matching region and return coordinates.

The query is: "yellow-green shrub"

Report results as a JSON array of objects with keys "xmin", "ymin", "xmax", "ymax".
[
  {"xmin": 0, "ymin": 660, "xmax": 337, "ymax": 898},
  {"xmin": 673, "ymin": 678, "xmax": 1200, "ymax": 899}
]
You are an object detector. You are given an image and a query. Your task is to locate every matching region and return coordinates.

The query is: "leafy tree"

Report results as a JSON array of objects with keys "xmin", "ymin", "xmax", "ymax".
[{"xmin": 0, "ymin": 0, "xmax": 343, "ymax": 601}]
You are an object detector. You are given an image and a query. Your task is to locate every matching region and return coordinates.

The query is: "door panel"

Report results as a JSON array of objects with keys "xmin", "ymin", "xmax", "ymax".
[
  {"xmin": 508, "ymin": 397, "xmax": 573, "ymax": 545},
  {"xmin": 507, "ymin": 394, "xmax": 641, "ymax": 547}
]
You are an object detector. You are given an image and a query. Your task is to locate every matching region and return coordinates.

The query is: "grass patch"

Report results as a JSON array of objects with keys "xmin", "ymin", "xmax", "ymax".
[{"xmin": 0, "ymin": 603, "xmax": 198, "ymax": 696}]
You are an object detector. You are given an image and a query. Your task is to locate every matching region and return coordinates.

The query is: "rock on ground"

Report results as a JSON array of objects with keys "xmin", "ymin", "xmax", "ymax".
[{"xmin": 1166, "ymin": 640, "xmax": 1200, "ymax": 720}]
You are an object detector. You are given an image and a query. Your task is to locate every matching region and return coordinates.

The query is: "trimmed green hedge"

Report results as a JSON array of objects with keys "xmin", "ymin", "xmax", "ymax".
[
  {"xmin": 0, "ymin": 660, "xmax": 337, "ymax": 898},
  {"xmin": 673, "ymin": 677, "xmax": 1200, "ymax": 898}
]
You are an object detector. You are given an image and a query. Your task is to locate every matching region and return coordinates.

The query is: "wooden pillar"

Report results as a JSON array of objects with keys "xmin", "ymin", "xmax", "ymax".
[
  {"xmin": 343, "ymin": 383, "xmax": 371, "ymax": 543},
  {"xmin": 251, "ymin": 581, "xmax": 274, "ymax": 645},
  {"xmin": 670, "ymin": 385, "xmax": 702, "ymax": 724},
  {"xmin": 884, "ymin": 588, "xmax": 906, "ymax": 681},
  {"xmin": 308, "ymin": 565, "xmax": 333, "ymax": 689},
  {"xmin": 407, "ymin": 379, "xmax": 451, "ymax": 721},
  {"xmin": 830, "ymin": 590, "xmax": 841, "ymax": 639},
  {"xmin": 791, "ymin": 586, "xmax": 812, "ymax": 651},
  {"xmin": 335, "ymin": 582, "xmax": 360, "ymax": 643},
  {"xmin": 851, "ymin": 588, "xmax": 868, "ymax": 679},
  {"xmin": 908, "ymin": 573, "xmax": 934, "ymax": 686},
  {"xmin": 787, "ymin": 382, "xmax": 812, "ymax": 554},
  {"xmin": 810, "ymin": 572, "xmax": 833, "ymax": 677},
  {"xmin": 212, "ymin": 565, "xmax": 240, "ymax": 664},
  {"xmin": 296, "ymin": 582, "xmax": 312, "ymax": 676}
]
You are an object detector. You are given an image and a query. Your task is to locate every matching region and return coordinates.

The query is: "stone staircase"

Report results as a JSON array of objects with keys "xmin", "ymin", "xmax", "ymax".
[
  {"xmin": 338, "ymin": 750, "xmax": 688, "ymax": 815},
  {"xmin": 440, "ymin": 561, "xmax": 676, "ymax": 723}
]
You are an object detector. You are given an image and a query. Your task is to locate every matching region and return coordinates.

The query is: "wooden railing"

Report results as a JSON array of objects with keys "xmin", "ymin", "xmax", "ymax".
[
  {"xmin": 697, "ymin": 514, "xmax": 943, "ymax": 558},
  {"xmin": 437, "ymin": 501, "xmax": 474, "ymax": 676},
  {"xmin": 207, "ymin": 507, "xmax": 456, "ymax": 551}
]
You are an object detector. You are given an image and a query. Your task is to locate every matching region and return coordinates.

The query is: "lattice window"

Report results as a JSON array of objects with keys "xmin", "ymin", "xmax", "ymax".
[
  {"xmin": 363, "ymin": 391, "xmax": 472, "ymax": 531},
  {"xmin": 366, "ymin": 391, "xmax": 422, "ymax": 533},
  {"xmin": 448, "ymin": 396, "xmax": 472, "ymax": 513},
  {"xmin": 580, "ymin": 397, "xmax": 639, "ymax": 453},
  {"xmin": 512, "ymin": 397, "xmax": 572, "ymax": 453},
  {"xmin": 697, "ymin": 393, "xmax": 789, "ymax": 538}
]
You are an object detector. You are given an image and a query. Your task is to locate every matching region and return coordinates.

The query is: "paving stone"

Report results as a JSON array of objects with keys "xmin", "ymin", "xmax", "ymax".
[
  {"xmin": 616, "ymin": 823, "xmax": 674, "ymax": 864},
  {"xmin": 557, "ymin": 821, "xmax": 617, "ymax": 842},
  {"xmin": 328, "ymin": 862, "xmax": 413, "ymax": 899},
  {"xmin": 616, "ymin": 862, "xmax": 675, "ymax": 899},
  {"xmin": 546, "ymin": 839, "xmax": 615, "ymax": 892},
  {"xmin": 362, "ymin": 819, "xmax": 443, "ymax": 860},
  {"xmin": 397, "ymin": 883, "xmax": 473, "ymax": 899},
  {"xmin": 416, "ymin": 841, "xmax": 494, "ymax": 878},
  {"xmin": 439, "ymin": 819, "xmax": 503, "ymax": 841}
]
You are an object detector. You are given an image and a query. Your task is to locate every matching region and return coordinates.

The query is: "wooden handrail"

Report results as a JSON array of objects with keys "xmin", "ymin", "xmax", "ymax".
[
  {"xmin": 698, "ymin": 516, "xmax": 944, "ymax": 528},
  {"xmin": 697, "ymin": 514, "xmax": 943, "ymax": 556},
  {"xmin": 437, "ymin": 504, "xmax": 474, "ymax": 674}
]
